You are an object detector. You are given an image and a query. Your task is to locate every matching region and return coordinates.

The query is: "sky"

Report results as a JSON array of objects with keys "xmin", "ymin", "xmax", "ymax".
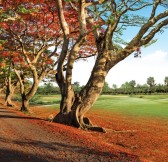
[{"xmin": 72, "ymin": 29, "xmax": 168, "ymax": 87}]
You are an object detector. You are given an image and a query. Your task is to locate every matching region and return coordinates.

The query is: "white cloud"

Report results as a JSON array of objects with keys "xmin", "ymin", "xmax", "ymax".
[
  {"xmin": 72, "ymin": 58, "xmax": 95, "ymax": 86},
  {"xmin": 107, "ymin": 50, "xmax": 168, "ymax": 87},
  {"xmin": 72, "ymin": 50, "xmax": 168, "ymax": 87}
]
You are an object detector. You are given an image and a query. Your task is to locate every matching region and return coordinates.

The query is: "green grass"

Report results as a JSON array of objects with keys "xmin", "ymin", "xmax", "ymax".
[
  {"xmin": 93, "ymin": 95, "xmax": 168, "ymax": 118},
  {"xmin": 31, "ymin": 94, "xmax": 168, "ymax": 119},
  {"xmin": 30, "ymin": 95, "xmax": 61, "ymax": 105}
]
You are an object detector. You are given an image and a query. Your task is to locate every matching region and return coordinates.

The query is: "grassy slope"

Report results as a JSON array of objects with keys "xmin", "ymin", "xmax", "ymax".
[{"xmin": 31, "ymin": 94, "xmax": 168, "ymax": 119}]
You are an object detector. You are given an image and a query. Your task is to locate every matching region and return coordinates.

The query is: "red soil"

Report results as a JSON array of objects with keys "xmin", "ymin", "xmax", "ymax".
[{"xmin": 1, "ymin": 98, "xmax": 168, "ymax": 162}]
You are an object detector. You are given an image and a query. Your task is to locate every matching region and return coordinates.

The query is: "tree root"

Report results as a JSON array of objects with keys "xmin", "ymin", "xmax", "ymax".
[
  {"xmin": 83, "ymin": 117, "xmax": 93, "ymax": 126},
  {"xmin": 87, "ymin": 126, "xmax": 106, "ymax": 133},
  {"xmin": 81, "ymin": 117, "xmax": 106, "ymax": 133},
  {"xmin": 5, "ymin": 102, "xmax": 15, "ymax": 107}
]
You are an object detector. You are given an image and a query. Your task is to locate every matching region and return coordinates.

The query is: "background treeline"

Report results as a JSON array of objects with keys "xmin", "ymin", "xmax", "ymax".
[
  {"xmin": 28, "ymin": 76, "xmax": 168, "ymax": 95},
  {"xmin": 103, "ymin": 76, "xmax": 168, "ymax": 95}
]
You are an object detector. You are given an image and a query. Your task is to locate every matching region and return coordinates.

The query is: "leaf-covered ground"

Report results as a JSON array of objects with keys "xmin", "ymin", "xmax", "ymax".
[
  {"xmin": 1, "ymin": 97, "xmax": 168, "ymax": 161},
  {"xmin": 30, "ymin": 105, "xmax": 168, "ymax": 162}
]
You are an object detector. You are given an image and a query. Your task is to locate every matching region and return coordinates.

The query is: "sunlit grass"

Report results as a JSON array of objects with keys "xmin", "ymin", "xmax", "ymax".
[
  {"xmin": 93, "ymin": 95, "xmax": 168, "ymax": 118},
  {"xmin": 30, "ymin": 94, "xmax": 168, "ymax": 119}
]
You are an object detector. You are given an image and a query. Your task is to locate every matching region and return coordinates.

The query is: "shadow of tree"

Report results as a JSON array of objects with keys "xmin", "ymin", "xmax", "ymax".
[
  {"xmin": 0, "ymin": 105, "xmax": 139, "ymax": 161},
  {"xmin": 0, "ymin": 108, "xmax": 42, "ymax": 120},
  {"xmin": 0, "ymin": 137, "xmax": 139, "ymax": 161},
  {"xmin": 0, "ymin": 114, "xmax": 43, "ymax": 120},
  {"xmin": 0, "ymin": 110, "xmax": 15, "ymax": 113},
  {"xmin": 0, "ymin": 148, "xmax": 65, "ymax": 162}
]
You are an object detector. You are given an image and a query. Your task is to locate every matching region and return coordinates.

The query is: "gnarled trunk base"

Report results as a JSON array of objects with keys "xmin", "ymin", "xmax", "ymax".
[
  {"xmin": 21, "ymin": 98, "xmax": 29, "ymax": 112},
  {"xmin": 53, "ymin": 112, "xmax": 73, "ymax": 125},
  {"xmin": 5, "ymin": 100, "xmax": 15, "ymax": 107},
  {"xmin": 53, "ymin": 111, "xmax": 106, "ymax": 133},
  {"xmin": 5, "ymin": 89, "xmax": 15, "ymax": 107}
]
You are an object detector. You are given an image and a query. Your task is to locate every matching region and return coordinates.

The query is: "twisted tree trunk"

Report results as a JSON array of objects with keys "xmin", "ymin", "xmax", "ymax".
[
  {"xmin": 53, "ymin": 48, "xmax": 109, "ymax": 132},
  {"xmin": 20, "ymin": 93, "xmax": 29, "ymax": 112},
  {"xmin": 4, "ymin": 74, "xmax": 18, "ymax": 107},
  {"xmin": 5, "ymin": 85, "xmax": 14, "ymax": 107}
]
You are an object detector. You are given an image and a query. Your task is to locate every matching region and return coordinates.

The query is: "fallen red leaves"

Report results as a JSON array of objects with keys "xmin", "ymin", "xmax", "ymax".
[
  {"xmin": 30, "ymin": 106, "xmax": 168, "ymax": 162},
  {"xmin": 1, "ymin": 98, "xmax": 168, "ymax": 161}
]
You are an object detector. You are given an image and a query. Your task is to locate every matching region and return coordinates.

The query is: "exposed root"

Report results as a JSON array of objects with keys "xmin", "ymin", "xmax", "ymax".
[
  {"xmin": 87, "ymin": 126, "xmax": 106, "ymax": 133},
  {"xmin": 5, "ymin": 102, "xmax": 15, "ymax": 107},
  {"xmin": 106, "ymin": 128, "xmax": 137, "ymax": 133},
  {"xmin": 47, "ymin": 114, "xmax": 54, "ymax": 122},
  {"xmin": 83, "ymin": 117, "xmax": 93, "ymax": 126}
]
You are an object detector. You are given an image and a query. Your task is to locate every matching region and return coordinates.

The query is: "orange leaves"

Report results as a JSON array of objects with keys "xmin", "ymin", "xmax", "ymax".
[
  {"xmin": 0, "ymin": 61, "xmax": 6, "ymax": 68},
  {"xmin": 12, "ymin": 52, "xmax": 19, "ymax": 57}
]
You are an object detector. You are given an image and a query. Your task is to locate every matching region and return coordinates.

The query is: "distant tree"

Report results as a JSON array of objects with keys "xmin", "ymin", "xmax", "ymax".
[
  {"xmin": 147, "ymin": 77, "xmax": 155, "ymax": 94},
  {"xmin": 112, "ymin": 84, "xmax": 117, "ymax": 94},
  {"xmin": 129, "ymin": 80, "xmax": 136, "ymax": 88},
  {"xmin": 112, "ymin": 84, "xmax": 117, "ymax": 89},
  {"xmin": 72, "ymin": 81, "xmax": 81, "ymax": 93},
  {"xmin": 37, "ymin": 83, "xmax": 60, "ymax": 95},
  {"xmin": 129, "ymin": 80, "xmax": 136, "ymax": 94},
  {"xmin": 121, "ymin": 82, "xmax": 131, "ymax": 94},
  {"xmin": 102, "ymin": 82, "xmax": 111, "ymax": 94},
  {"xmin": 155, "ymin": 84, "xmax": 165, "ymax": 93},
  {"xmin": 147, "ymin": 77, "xmax": 155, "ymax": 87},
  {"xmin": 164, "ymin": 77, "xmax": 168, "ymax": 86},
  {"xmin": 164, "ymin": 76, "xmax": 168, "ymax": 93}
]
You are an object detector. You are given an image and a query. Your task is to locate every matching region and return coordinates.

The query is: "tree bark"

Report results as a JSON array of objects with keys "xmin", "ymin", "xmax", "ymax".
[
  {"xmin": 14, "ymin": 65, "xmax": 41, "ymax": 112},
  {"xmin": 4, "ymin": 74, "xmax": 17, "ymax": 107},
  {"xmin": 54, "ymin": 48, "xmax": 108, "ymax": 133},
  {"xmin": 5, "ymin": 85, "xmax": 14, "ymax": 107},
  {"xmin": 21, "ymin": 93, "xmax": 29, "ymax": 112}
]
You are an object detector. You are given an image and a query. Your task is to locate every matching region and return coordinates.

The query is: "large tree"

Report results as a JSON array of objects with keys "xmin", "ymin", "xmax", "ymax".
[
  {"xmin": 53, "ymin": 0, "xmax": 168, "ymax": 132},
  {"xmin": 0, "ymin": 1, "xmax": 61, "ymax": 111}
]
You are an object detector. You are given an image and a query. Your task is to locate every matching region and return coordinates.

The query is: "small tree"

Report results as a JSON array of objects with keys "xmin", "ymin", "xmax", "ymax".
[
  {"xmin": 164, "ymin": 76, "xmax": 168, "ymax": 93},
  {"xmin": 72, "ymin": 81, "xmax": 81, "ymax": 93},
  {"xmin": 102, "ymin": 81, "xmax": 111, "ymax": 94},
  {"xmin": 129, "ymin": 80, "xmax": 136, "ymax": 94},
  {"xmin": 147, "ymin": 77, "xmax": 155, "ymax": 94},
  {"xmin": 112, "ymin": 84, "xmax": 117, "ymax": 94},
  {"xmin": 121, "ymin": 82, "xmax": 131, "ymax": 94}
]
